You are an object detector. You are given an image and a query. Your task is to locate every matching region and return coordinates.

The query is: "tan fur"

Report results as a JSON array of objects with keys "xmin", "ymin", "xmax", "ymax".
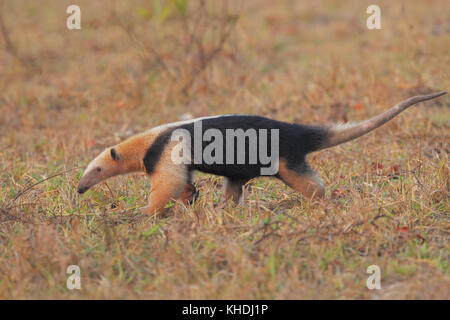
[
  {"xmin": 278, "ymin": 159, "xmax": 325, "ymax": 200},
  {"xmin": 114, "ymin": 135, "xmax": 147, "ymax": 172},
  {"xmin": 144, "ymin": 172, "xmax": 186, "ymax": 215},
  {"xmin": 142, "ymin": 140, "xmax": 190, "ymax": 215}
]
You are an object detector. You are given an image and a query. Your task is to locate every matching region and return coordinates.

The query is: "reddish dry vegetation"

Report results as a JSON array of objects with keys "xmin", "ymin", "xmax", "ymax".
[{"xmin": 0, "ymin": 0, "xmax": 448, "ymax": 299}]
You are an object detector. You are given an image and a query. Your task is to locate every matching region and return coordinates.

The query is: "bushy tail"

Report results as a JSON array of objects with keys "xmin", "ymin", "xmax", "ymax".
[{"xmin": 318, "ymin": 91, "xmax": 447, "ymax": 150}]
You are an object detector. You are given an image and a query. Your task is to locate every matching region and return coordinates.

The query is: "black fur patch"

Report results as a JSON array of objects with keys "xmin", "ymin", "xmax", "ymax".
[
  {"xmin": 143, "ymin": 115, "xmax": 328, "ymax": 178},
  {"xmin": 111, "ymin": 148, "xmax": 120, "ymax": 160},
  {"xmin": 143, "ymin": 130, "xmax": 172, "ymax": 174}
]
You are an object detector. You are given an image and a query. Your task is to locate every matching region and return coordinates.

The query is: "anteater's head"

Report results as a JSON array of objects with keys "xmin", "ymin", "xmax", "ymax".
[
  {"xmin": 77, "ymin": 147, "xmax": 123, "ymax": 194},
  {"xmin": 77, "ymin": 135, "xmax": 147, "ymax": 194}
]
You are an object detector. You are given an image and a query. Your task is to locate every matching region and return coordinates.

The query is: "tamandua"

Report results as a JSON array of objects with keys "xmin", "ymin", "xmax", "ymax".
[{"xmin": 77, "ymin": 91, "xmax": 446, "ymax": 215}]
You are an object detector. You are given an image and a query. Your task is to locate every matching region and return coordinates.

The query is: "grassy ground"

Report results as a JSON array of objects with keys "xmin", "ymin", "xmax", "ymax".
[{"xmin": 0, "ymin": 0, "xmax": 448, "ymax": 299}]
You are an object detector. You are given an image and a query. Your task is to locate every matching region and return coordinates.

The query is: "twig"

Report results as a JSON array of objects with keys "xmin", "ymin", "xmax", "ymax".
[{"xmin": 13, "ymin": 166, "xmax": 82, "ymax": 202}]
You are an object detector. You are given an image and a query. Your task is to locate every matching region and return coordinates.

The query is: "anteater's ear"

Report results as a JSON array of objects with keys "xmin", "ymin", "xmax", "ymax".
[{"xmin": 110, "ymin": 148, "xmax": 120, "ymax": 161}]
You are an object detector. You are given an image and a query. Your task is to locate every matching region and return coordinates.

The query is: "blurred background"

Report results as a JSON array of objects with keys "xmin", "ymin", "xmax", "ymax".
[{"xmin": 0, "ymin": 0, "xmax": 448, "ymax": 299}]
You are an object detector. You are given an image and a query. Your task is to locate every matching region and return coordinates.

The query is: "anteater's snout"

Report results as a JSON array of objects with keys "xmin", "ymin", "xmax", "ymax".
[{"xmin": 77, "ymin": 185, "xmax": 88, "ymax": 194}]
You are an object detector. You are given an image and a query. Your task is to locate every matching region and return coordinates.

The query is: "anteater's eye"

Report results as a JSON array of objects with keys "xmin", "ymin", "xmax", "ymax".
[{"xmin": 96, "ymin": 167, "xmax": 102, "ymax": 172}]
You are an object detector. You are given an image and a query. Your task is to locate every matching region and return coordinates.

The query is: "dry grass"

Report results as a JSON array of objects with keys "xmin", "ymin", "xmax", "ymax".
[{"xmin": 0, "ymin": 0, "xmax": 449, "ymax": 299}]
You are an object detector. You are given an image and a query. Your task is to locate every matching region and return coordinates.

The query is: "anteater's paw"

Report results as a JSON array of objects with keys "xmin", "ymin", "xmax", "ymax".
[{"xmin": 179, "ymin": 183, "xmax": 199, "ymax": 205}]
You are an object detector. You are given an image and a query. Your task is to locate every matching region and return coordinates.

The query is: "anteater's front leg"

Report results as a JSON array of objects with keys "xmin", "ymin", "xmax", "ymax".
[
  {"xmin": 144, "ymin": 170, "xmax": 187, "ymax": 215},
  {"xmin": 179, "ymin": 183, "xmax": 199, "ymax": 205}
]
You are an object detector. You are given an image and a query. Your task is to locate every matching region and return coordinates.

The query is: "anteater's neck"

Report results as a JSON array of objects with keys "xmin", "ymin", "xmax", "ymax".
[{"xmin": 117, "ymin": 135, "xmax": 149, "ymax": 173}]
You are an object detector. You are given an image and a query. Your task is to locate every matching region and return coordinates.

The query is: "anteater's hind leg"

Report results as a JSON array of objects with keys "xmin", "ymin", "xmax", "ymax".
[
  {"xmin": 278, "ymin": 160, "xmax": 325, "ymax": 200},
  {"xmin": 223, "ymin": 178, "xmax": 248, "ymax": 204}
]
